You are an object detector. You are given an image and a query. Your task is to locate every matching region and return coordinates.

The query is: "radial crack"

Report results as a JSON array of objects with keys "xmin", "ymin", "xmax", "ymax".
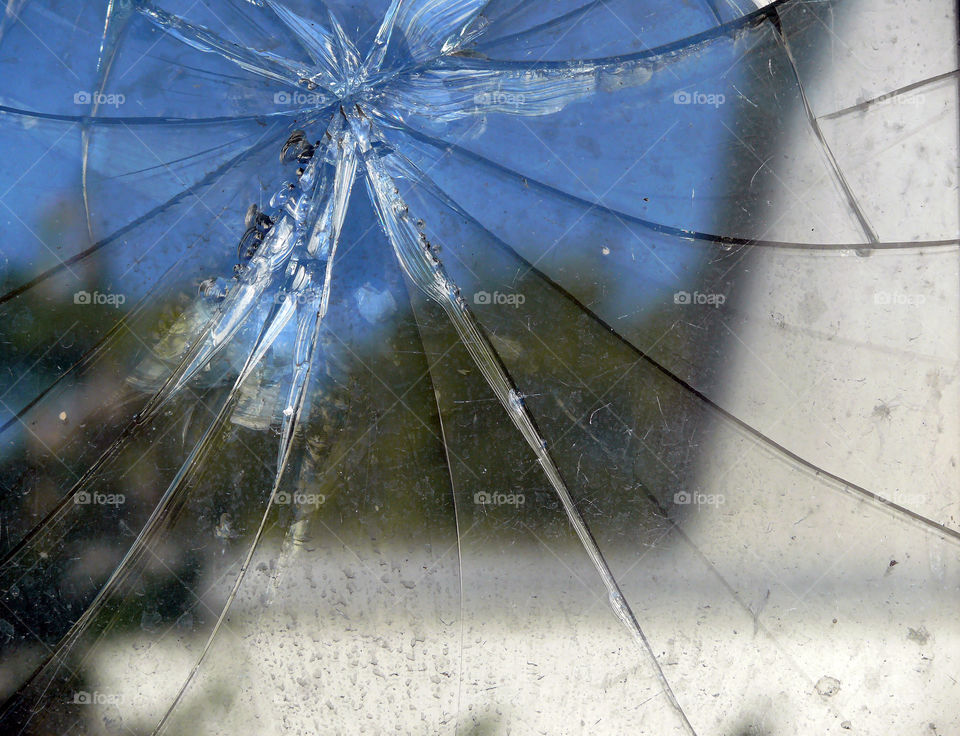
[
  {"xmin": 770, "ymin": 10, "xmax": 880, "ymax": 248},
  {"xmin": 152, "ymin": 115, "xmax": 357, "ymax": 735},
  {"xmin": 378, "ymin": 137, "xmax": 960, "ymax": 546},
  {"xmin": 350, "ymin": 104, "xmax": 698, "ymax": 735}
]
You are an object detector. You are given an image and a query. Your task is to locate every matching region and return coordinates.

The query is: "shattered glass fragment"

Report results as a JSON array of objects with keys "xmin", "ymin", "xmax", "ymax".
[{"xmin": 0, "ymin": 1, "xmax": 958, "ymax": 734}]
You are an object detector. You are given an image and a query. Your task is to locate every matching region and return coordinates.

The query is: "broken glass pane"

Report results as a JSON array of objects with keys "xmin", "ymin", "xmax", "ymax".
[{"xmin": 0, "ymin": 0, "xmax": 958, "ymax": 733}]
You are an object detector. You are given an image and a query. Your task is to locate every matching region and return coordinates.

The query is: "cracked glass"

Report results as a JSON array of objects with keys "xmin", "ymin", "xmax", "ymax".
[{"xmin": 0, "ymin": 0, "xmax": 959, "ymax": 734}]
